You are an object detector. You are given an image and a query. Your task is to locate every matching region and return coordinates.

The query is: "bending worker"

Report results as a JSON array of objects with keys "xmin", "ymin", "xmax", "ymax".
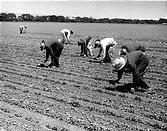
[
  {"xmin": 40, "ymin": 39, "xmax": 64, "ymax": 68},
  {"xmin": 94, "ymin": 38, "xmax": 117, "ymax": 63},
  {"xmin": 112, "ymin": 50, "xmax": 150, "ymax": 92},
  {"xmin": 60, "ymin": 29, "xmax": 73, "ymax": 44},
  {"xmin": 77, "ymin": 35, "xmax": 93, "ymax": 57},
  {"xmin": 19, "ymin": 25, "xmax": 27, "ymax": 34},
  {"xmin": 119, "ymin": 43, "xmax": 146, "ymax": 55}
]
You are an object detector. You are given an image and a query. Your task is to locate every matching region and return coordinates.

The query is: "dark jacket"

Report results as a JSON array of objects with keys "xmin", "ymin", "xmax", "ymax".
[
  {"xmin": 45, "ymin": 39, "xmax": 64, "ymax": 61},
  {"xmin": 121, "ymin": 43, "xmax": 146, "ymax": 53},
  {"xmin": 117, "ymin": 51, "xmax": 149, "ymax": 85},
  {"xmin": 78, "ymin": 36, "xmax": 92, "ymax": 56}
]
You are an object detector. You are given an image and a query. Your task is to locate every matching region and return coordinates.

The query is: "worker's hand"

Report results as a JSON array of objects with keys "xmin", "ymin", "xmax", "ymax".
[
  {"xmin": 92, "ymin": 57, "xmax": 97, "ymax": 60},
  {"xmin": 109, "ymin": 80, "xmax": 116, "ymax": 85},
  {"xmin": 99, "ymin": 59, "xmax": 104, "ymax": 64},
  {"xmin": 114, "ymin": 79, "xmax": 120, "ymax": 84},
  {"xmin": 109, "ymin": 79, "xmax": 120, "ymax": 85},
  {"xmin": 43, "ymin": 59, "xmax": 48, "ymax": 63},
  {"xmin": 48, "ymin": 63, "xmax": 54, "ymax": 68}
]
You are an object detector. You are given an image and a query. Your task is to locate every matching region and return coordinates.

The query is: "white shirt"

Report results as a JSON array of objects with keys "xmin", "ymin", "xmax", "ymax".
[
  {"xmin": 60, "ymin": 29, "xmax": 71, "ymax": 34},
  {"xmin": 60, "ymin": 29, "xmax": 72, "ymax": 40},
  {"xmin": 19, "ymin": 25, "xmax": 26, "ymax": 30},
  {"xmin": 99, "ymin": 38, "xmax": 117, "ymax": 58}
]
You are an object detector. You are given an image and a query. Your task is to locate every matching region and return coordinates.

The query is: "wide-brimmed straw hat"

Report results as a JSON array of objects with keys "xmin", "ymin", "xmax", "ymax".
[{"xmin": 113, "ymin": 57, "xmax": 126, "ymax": 71}]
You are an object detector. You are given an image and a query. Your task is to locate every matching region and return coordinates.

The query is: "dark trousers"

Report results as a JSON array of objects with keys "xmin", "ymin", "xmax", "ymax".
[
  {"xmin": 80, "ymin": 43, "xmax": 88, "ymax": 56},
  {"xmin": 52, "ymin": 46, "xmax": 64, "ymax": 67},
  {"xmin": 103, "ymin": 45, "xmax": 112, "ymax": 63},
  {"xmin": 19, "ymin": 29, "xmax": 22, "ymax": 34},
  {"xmin": 133, "ymin": 59, "xmax": 149, "ymax": 89}
]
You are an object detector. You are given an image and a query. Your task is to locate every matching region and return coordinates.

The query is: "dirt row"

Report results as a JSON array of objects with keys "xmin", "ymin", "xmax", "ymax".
[{"xmin": 0, "ymin": 34, "xmax": 167, "ymax": 131}]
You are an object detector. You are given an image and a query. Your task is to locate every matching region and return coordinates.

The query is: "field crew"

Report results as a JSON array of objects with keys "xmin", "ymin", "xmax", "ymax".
[
  {"xmin": 19, "ymin": 25, "xmax": 27, "ymax": 34},
  {"xmin": 60, "ymin": 29, "xmax": 73, "ymax": 44},
  {"xmin": 119, "ymin": 43, "xmax": 146, "ymax": 55},
  {"xmin": 77, "ymin": 36, "xmax": 94, "ymax": 57},
  {"xmin": 39, "ymin": 39, "xmax": 64, "ymax": 68},
  {"xmin": 94, "ymin": 38, "xmax": 117, "ymax": 63},
  {"xmin": 112, "ymin": 50, "xmax": 150, "ymax": 92}
]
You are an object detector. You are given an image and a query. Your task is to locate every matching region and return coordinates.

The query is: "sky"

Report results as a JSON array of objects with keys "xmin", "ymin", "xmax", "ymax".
[{"xmin": 0, "ymin": 0, "xmax": 167, "ymax": 20}]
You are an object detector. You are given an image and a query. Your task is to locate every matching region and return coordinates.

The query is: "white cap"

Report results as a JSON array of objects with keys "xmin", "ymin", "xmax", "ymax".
[{"xmin": 113, "ymin": 57, "xmax": 126, "ymax": 71}]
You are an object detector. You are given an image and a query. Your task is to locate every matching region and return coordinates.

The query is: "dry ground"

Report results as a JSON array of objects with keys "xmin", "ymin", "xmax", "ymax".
[{"xmin": 0, "ymin": 30, "xmax": 167, "ymax": 131}]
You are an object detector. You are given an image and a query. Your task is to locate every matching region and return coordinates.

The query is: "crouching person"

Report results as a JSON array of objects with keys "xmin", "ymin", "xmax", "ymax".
[
  {"xmin": 111, "ymin": 50, "xmax": 150, "ymax": 92},
  {"xmin": 77, "ymin": 36, "xmax": 93, "ymax": 57},
  {"xmin": 40, "ymin": 39, "xmax": 64, "ymax": 68}
]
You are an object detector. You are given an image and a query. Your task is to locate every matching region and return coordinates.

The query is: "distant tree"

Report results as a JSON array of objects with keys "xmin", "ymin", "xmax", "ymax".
[
  {"xmin": 0, "ymin": 13, "xmax": 8, "ymax": 21},
  {"xmin": 18, "ymin": 14, "xmax": 34, "ymax": 21},
  {"xmin": 133, "ymin": 19, "xmax": 140, "ymax": 24},
  {"xmin": 75, "ymin": 16, "xmax": 84, "ymax": 22},
  {"xmin": 0, "ymin": 13, "xmax": 17, "ymax": 21},
  {"xmin": 34, "ymin": 15, "xmax": 47, "ymax": 22},
  {"xmin": 1, "ymin": 12, "xmax": 165, "ymax": 24},
  {"xmin": 47, "ymin": 15, "xmax": 57, "ymax": 22},
  {"xmin": 7, "ymin": 13, "xmax": 17, "ymax": 21},
  {"xmin": 57, "ymin": 15, "xmax": 66, "ymax": 22},
  {"xmin": 158, "ymin": 18, "xmax": 167, "ymax": 24}
]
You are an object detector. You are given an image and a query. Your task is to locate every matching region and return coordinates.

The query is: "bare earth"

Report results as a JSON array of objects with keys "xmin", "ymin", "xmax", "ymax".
[{"xmin": 0, "ymin": 30, "xmax": 167, "ymax": 131}]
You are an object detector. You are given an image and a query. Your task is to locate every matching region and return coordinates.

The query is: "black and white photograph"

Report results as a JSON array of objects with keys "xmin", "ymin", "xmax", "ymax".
[{"xmin": 0, "ymin": 0, "xmax": 167, "ymax": 130}]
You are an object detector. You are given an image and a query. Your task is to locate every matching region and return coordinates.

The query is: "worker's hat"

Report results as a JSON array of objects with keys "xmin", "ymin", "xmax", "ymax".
[{"xmin": 113, "ymin": 57, "xmax": 126, "ymax": 71}]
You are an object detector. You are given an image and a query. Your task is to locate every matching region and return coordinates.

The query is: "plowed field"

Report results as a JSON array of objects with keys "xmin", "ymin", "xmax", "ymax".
[{"xmin": 0, "ymin": 22, "xmax": 167, "ymax": 131}]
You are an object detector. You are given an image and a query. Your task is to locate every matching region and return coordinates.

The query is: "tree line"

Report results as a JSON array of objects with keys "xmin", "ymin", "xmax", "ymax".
[{"xmin": 0, "ymin": 12, "xmax": 167, "ymax": 24}]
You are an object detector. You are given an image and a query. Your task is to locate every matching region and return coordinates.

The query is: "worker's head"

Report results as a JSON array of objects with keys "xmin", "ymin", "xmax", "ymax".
[
  {"xmin": 112, "ymin": 57, "xmax": 126, "ymax": 71},
  {"xmin": 70, "ymin": 30, "xmax": 73, "ymax": 34},
  {"xmin": 119, "ymin": 46, "xmax": 129, "ymax": 55},
  {"xmin": 77, "ymin": 39, "xmax": 84, "ymax": 46},
  {"xmin": 40, "ymin": 40, "xmax": 46, "ymax": 51},
  {"xmin": 94, "ymin": 39, "xmax": 101, "ymax": 48},
  {"xmin": 58, "ymin": 38, "xmax": 62, "ymax": 43},
  {"xmin": 87, "ymin": 35, "xmax": 92, "ymax": 40}
]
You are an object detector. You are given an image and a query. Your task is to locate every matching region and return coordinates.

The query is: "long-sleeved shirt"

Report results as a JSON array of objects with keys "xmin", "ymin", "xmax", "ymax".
[
  {"xmin": 45, "ymin": 39, "xmax": 64, "ymax": 61},
  {"xmin": 117, "ymin": 50, "xmax": 149, "ymax": 84},
  {"xmin": 97, "ymin": 38, "xmax": 117, "ymax": 58},
  {"xmin": 121, "ymin": 43, "xmax": 146, "ymax": 53}
]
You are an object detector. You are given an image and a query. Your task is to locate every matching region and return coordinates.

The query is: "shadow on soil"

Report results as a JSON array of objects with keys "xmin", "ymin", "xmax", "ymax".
[{"xmin": 105, "ymin": 83, "xmax": 134, "ymax": 93}]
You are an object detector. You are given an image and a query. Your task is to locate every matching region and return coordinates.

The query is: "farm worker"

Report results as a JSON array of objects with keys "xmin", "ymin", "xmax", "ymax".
[
  {"xmin": 119, "ymin": 43, "xmax": 146, "ymax": 55},
  {"xmin": 60, "ymin": 29, "xmax": 73, "ymax": 44},
  {"xmin": 112, "ymin": 50, "xmax": 150, "ymax": 92},
  {"xmin": 40, "ymin": 39, "xmax": 64, "ymax": 68},
  {"xmin": 19, "ymin": 25, "xmax": 27, "ymax": 34},
  {"xmin": 77, "ymin": 35, "xmax": 93, "ymax": 57},
  {"xmin": 94, "ymin": 38, "xmax": 117, "ymax": 63}
]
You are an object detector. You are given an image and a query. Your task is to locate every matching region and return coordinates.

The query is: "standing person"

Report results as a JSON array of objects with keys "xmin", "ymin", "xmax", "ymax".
[
  {"xmin": 19, "ymin": 25, "xmax": 27, "ymax": 34},
  {"xmin": 39, "ymin": 39, "xmax": 64, "ymax": 68},
  {"xmin": 111, "ymin": 50, "xmax": 150, "ymax": 92},
  {"xmin": 60, "ymin": 29, "xmax": 73, "ymax": 44},
  {"xmin": 94, "ymin": 38, "xmax": 117, "ymax": 63},
  {"xmin": 77, "ymin": 35, "xmax": 93, "ymax": 57}
]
